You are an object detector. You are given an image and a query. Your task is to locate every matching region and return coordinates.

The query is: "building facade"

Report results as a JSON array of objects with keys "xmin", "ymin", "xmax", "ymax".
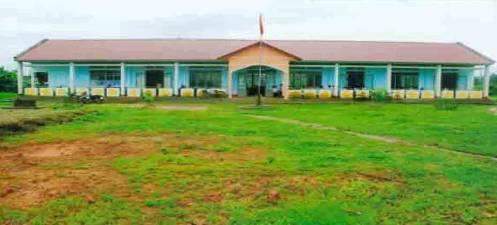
[{"xmin": 15, "ymin": 39, "xmax": 494, "ymax": 99}]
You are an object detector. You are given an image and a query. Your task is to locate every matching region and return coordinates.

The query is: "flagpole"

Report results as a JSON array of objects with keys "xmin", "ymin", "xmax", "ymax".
[{"xmin": 257, "ymin": 14, "xmax": 263, "ymax": 106}]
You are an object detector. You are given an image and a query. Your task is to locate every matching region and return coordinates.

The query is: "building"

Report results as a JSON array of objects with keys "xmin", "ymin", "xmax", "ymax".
[{"xmin": 14, "ymin": 38, "xmax": 494, "ymax": 99}]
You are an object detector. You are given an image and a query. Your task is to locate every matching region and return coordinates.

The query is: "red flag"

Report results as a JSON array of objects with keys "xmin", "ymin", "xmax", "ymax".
[{"xmin": 259, "ymin": 14, "xmax": 264, "ymax": 35}]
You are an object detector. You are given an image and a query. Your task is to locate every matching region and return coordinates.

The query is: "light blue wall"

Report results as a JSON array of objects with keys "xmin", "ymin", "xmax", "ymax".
[
  {"xmin": 125, "ymin": 67, "xmax": 144, "ymax": 88},
  {"xmin": 457, "ymin": 69, "xmax": 472, "ymax": 90},
  {"xmin": 366, "ymin": 68, "xmax": 387, "ymax": 89},
  {"xmin": 339, "ymin": 67, "xmax": 348, "ymax": 89},
  {"xmin": 31, "ymin": 63, "xmax": 476, "ymax": 93},
  {"xmin": 75, "ymin": 66, "xmax": 90, "ymax": 87},
  {"xmin": 419, "ymin": 68, "xmax": 435, "ymax": 90},
  {"xmin": 322, "ymin": 67, "xmax": 334, "ymax": 88},
  {"xmin": 221, "ymin": 68, "xmax": 228, "ymax": 89}
]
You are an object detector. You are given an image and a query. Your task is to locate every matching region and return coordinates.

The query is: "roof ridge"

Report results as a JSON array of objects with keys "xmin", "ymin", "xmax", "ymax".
[
  {"xmin": 44, "ymin": 38, "xmax": 456, "ymax": 45},
  {"xmin": 47, "ymin": 38, "xmax": 257, "ymax": 42},
  {"xmin": 267, "ymin": 39, "xmax": 457, "ymax": 45}
]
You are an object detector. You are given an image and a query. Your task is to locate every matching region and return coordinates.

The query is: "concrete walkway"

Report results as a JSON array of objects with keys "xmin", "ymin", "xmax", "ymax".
[{"xmin": 247, "ymin": 114, "xmax": 497, "ymax": 162}]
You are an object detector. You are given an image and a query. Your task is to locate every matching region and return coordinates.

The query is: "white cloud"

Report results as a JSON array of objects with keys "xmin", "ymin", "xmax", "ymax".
[{"xmin": 1, "ymin": 0, "xmax": 496, "ymax": 71}]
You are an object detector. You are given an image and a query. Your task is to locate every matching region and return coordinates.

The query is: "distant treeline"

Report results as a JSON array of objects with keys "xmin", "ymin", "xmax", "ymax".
[{"xmin": 0, "ymin": 67, "xmax": 17, "ymax": 92}]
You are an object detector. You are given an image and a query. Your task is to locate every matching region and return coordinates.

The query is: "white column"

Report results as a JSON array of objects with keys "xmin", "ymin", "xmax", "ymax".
[
  {"xmin": 435, "ymin": 65, "xmax": 442, "ymax": 98},
  {"xmin": 17, "ymin": 61, "xmax": 23, "ymax": 94},
  {"xmin": 386, "ymin": 64, "xmax": 392, "ymax": 93},
  {"xmin": 173, "ymin": 62, "xmax": 179, "ymax": 96},
  {"xmin": 282, "ymin": 70, "xmax": 290, "ymax": 100},
  {"xmin": 483, "ymin": 65, "xmax": 490, "ymax": 98},
  {"xmin": 69, "ymin": 62, "xmax": 75, "ymax": 92},
  {"xmin": 120, "ymin": 62, "xmax": 125, "ymax": 95},
  {"xmin": 333, "ymin": 63, "xmax": 339, "ymax": 97},
  {"xmin": 228, "ymin": 69, "xmax": 233, "ymax": 98}
]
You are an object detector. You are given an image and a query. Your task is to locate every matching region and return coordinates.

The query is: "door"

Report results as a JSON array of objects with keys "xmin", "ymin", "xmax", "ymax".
[
  {"xmin": 442, "ymin": 72, "xmax": 458, "ymax": 90},
  {"xmin": 346, "ymin": 71, "xmax": 365, "ymax": 89},
  {"xmin": 145, "ymin": 70, "xmax": 164, "ymax": 88},
  {"xmin": 244, "ymin": 72, "xmax": 266, "ymax": 96}
]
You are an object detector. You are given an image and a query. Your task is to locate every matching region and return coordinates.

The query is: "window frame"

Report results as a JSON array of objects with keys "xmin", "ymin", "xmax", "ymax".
[
  {"xmin": 290, "ymin": 70, "xmax": 322, "ymax": 89},
  {"xmin": 89, "ymin": 66, "xmax": 121, "ymax": 88},
  {"xmin": 391, "ymin": 68, "xmax": 419, "ymax": 90},
  {"xmin": 189, "ymin": 69, "xmax": 223, "ymax": 89}
]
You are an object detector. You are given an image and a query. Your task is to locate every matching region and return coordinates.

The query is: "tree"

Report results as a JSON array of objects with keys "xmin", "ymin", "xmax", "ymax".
[
  {"xmin": 0, "ymin": 67, "xmax": 17, "ymax": 92},
  {"xmin": 490, "ymin": 73, "xmax": 497, "ymax": 97}
]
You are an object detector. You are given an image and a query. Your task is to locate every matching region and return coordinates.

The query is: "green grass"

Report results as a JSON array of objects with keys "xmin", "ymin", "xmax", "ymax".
[
  {"xmin": 253, "ymin": 102, "xmax": 497, "ymax": 157},
  {"xmin": 1, "ymin": 101, "xmax": 497, "ymax": 224},
  {"xmin": 0, "ymin": 92, "xmax": 16, "ymax": 107}
]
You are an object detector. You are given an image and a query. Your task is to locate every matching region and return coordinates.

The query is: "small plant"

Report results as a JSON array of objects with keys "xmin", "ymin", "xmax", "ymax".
[
  {"xmin": 371, "ymin": 88, "xmax": 390, "ymax": 102},
  {"xmin": 142, "ymin": 92, "xmax": 154, "ymax": 103},
  {"xmin": 434, "ymin": 99, "xmax": 458, "ymax": 110},
  {"xmin": 160, "ymin": 147, "xmax": 170, "ymax": 155},
  {"xmin": 266, "ymin": 156, "xmax": 276, "ymax": 164}
]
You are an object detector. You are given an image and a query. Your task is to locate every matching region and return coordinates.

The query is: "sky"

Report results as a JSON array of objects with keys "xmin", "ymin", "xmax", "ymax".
[{"xmin": 1, "ymin": 0, "xmax": 497, "ymax": 71}]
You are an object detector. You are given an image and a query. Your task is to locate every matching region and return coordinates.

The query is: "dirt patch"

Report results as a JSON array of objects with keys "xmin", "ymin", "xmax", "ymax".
[
  {"xmin": 489, "ymin": 107, "xmax": 497, "ymax": 115},
  {"xmin": 158, "ymin": 105, "xmax": 207, "ymax": 111},
  {"xmin": 0, "ymin": 133, "xmax": 257, "ymax": 209},
  {"xmin": 0, "ymin": 133, "xmax": 183, "ymax": 208}
]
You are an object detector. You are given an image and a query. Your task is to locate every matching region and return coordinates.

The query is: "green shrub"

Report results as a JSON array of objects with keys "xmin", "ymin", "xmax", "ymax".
[
  {"xmin": 142, "ymin": 92, "xmax": 154, "ymax": 103},
  {"xmin": 434, "ymin": 99, "xmax": 458, "ymax": 111},
  {"xmin": 371, "ymin": 88, "xmax": 390, "ymax": 102}
]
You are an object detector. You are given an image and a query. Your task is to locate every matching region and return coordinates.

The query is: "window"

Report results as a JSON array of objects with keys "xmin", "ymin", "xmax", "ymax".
[
  {"xmin": 290, "ymin": 71, "xmax": 322, "ymax": 89},
  {"xmin": 392, "ymin": 69, "xmax": 419, "ymax": 89},
  {"xmin": 442, "ymin": 69, "xmax": 458, "ymax": 90},
  {"xmin": 189, "ymin": 70, "xmax": 222, "ymax": 88},
  {"xmin": 346, "ymin": 68, "xmax": 365, "ymax": 89},
  {"xmin": 35, "ymin": 72, "xmax": 48, "ymax": 87},
  {"xmin": 90, "ymin": 67, "xmax": 120, "ymax": 87}
]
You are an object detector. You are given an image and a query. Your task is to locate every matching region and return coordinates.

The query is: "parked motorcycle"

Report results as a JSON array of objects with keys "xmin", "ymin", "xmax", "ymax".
[{"xmin": 69, "ymin": 92, "xmax": 104, "ymax": 104}]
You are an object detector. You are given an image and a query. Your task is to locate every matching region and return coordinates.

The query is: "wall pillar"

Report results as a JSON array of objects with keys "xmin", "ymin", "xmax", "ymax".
[
  {"xmin": 69, "ymin": 62, "xmax": 75, "ymax": 92},
  {"xmin": 334, "ymin": 63, "xmax": 339, "ymax": 97},
  {"xmin": 173, "ymin": 62, "xmax": 179, "ymax": 96},
  {"xmin": 120, "ymin": 62, "xmax": 125, "ymax": 95},
  {"xmin": 483, "ymin": 65, "xmax": 490, "ymax": 98},
  {"xmin": 17, "ymin": 61, "xmax": 23, "ymax": 94},
  {"xmin": 386, "ymin": 64, "xmax": 392, "ymax": 93},
  {"xmin": 282, "ymin": 70, "xmax": 290, "ymax": 99},
  {"xmin": 228, "ymin": 69, "xmax": 233, "ymax": 98},
  {"xmin": 435, "ymin": 65, "xmax": 442, "ymax": 98}
]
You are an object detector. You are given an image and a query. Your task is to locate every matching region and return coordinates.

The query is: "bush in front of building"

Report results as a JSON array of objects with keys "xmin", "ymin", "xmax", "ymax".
[
  {"xmin": 142, "ymin": 92, "xmax": 155, "ymax": 103},
  {"xmin": 370, "ymin": 88, "xmax": 391, "ymax": 102}
]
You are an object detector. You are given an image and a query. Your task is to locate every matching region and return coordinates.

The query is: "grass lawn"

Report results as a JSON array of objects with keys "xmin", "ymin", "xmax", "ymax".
[
  {"xmin": 0, "ymin": 101, "xmax": 496, "ymax": 225},
  {"xmin": 255, "ymin": 102, "xmax": 497, "ymax": 157},
  {"xmin": 0, "ymin": 92, "xmax": 16, "ymax": 107}
]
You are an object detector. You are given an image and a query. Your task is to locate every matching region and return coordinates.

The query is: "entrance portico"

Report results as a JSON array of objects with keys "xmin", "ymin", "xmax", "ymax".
[{"xmin": 218, "ymin": 42, "xmax": 300, "ymax": 99}]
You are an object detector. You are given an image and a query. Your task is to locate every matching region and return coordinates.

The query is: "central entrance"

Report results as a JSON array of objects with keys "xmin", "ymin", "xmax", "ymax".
[
  {"xmin": 145, "ymin": 70, "xmax": 164, "ymax": 88},
  {"xmin": 236, "ymin": 66, "xmax": 281, "ymax": 97}
]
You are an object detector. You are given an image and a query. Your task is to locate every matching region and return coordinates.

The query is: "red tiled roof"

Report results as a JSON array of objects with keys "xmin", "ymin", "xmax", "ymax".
[{"xmin": 15, "ymin": 38, "xmax": 494, "ymax": 65}]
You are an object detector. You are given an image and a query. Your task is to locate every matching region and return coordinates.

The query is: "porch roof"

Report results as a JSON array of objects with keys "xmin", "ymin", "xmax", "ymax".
[{"xmin": 15, "ymin": 38, "xmax": 494, "ymax": 65}]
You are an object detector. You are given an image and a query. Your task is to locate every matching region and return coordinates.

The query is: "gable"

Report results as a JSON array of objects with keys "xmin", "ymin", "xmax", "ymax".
[{"xmin": 220, "ymin": 42, "xmax": 300, "ymax": 72}]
